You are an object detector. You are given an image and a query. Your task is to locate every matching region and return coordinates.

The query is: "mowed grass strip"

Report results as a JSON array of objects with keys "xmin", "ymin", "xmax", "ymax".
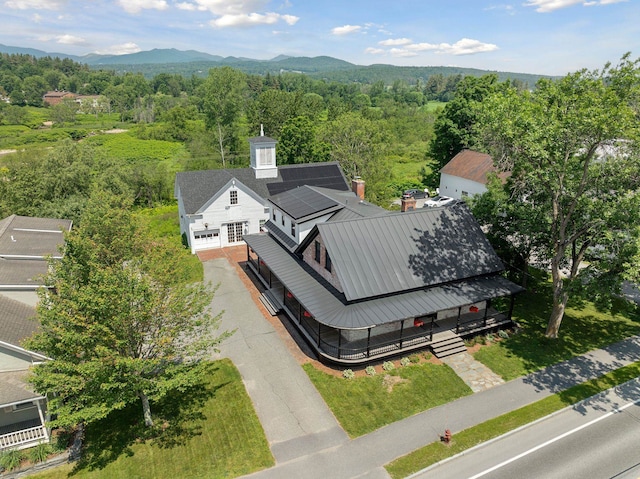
[
  {"xmin": 30, "ymin": 360, "xmax": 273, "ymax": 479},
  {"xmin": 474, "ymin": 283, "xmax": 640, "ymax": 381},
  {"xmin": 385, "ymin": 361, "xmax": 640, "ymax": 479},
  {"xmin": 303, "ymin": 362, "xmax": 472, "ymax": 438}
]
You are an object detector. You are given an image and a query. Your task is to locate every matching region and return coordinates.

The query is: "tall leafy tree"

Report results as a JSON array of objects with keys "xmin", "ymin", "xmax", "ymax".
[
  {"xmin": 26, "ymin": 193, "xmax": 232, "ymax": 428},
  {"xmin": 199, "ymin": 67, "xmax": 247, "ymax": 167},
  {"xmin": 429, "ymin": 74, "xmax": 501, "ymax": 169},
  {"xmin": 477, "ymin": 55, "xmax": 640, "ymax": 338}
]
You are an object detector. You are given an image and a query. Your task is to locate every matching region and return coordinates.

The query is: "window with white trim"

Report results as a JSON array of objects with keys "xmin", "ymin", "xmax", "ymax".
[{"xmin": 230, "ymin": 190, "xmax": 238, "ymax": 205}]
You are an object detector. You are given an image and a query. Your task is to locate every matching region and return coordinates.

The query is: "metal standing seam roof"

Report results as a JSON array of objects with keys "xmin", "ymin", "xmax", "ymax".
[
  {"xmin": 244, "ymin": 233, "xmax": 523, "ymax": 330},
  {"xmin": 441, "ymin": 149, "xmax": 510, "ymax": 184},
  {"xmin": 316, "ymin": 203, "xmax": 505, "ymax": 302}
]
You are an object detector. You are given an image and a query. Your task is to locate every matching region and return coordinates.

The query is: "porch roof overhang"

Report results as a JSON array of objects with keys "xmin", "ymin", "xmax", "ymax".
[
  {"xmin": 0, "ymin": 370, "xmax": 44, "ymax": 409},
  {"xmin": 244, "ymin": 233, "xmax": 524, "ymax": 330}
]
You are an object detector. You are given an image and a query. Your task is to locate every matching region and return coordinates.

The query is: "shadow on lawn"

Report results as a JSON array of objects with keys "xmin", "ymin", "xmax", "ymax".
[
  {"xmin": 501, "ymin": 284, "xmax": 640, "ymax": 394},
  {"xmin": 71, "ymin": 363, "xmax": 229, "ymax": 474}
]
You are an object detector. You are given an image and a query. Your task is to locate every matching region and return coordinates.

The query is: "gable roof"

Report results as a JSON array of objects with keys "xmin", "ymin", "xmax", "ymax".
[
  {"xmin": 175, "ymin": 162, "xmax": 350, "ymax": 215},
  {"xmin": 312, "ymin": 202, "xmax": 504, "ymax": 302},
  {"xmin": 0, "ymin": 215, "xmax": 72, "ymax": 258},
  {"xmin": 0, "ymin": 295, "xmax": 37, "ymax": 346},
  {"xmin": 0, "ymin": 370, "xmax": 44, "ymax": 407},
  {"xmin": 441, "ymin": 149, "xmax": 509, "ymax": 185}
]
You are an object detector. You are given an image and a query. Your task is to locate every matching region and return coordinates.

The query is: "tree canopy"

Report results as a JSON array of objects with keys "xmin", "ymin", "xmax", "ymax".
[
  {"xmin": 26, "ymin": 192, "xmax": 232, "ymax": 428},
  {"xmin": 474, "ymin": 55, "xmax": 640, "ymax": 338}
]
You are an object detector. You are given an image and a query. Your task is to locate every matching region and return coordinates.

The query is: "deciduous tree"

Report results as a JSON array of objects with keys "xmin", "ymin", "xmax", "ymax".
[
  {"xmin": 477, "ymin": 55, "xmax": 640, "ymax": 338},
  {"xmin": 26, "ymin": 193, "xmax": 232, "ymax": 428}
]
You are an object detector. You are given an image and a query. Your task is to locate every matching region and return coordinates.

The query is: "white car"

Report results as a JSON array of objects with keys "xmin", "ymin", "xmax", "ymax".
[{"xmin": 423, "ymin": 195, "xmax": 455, "ymax": 208}]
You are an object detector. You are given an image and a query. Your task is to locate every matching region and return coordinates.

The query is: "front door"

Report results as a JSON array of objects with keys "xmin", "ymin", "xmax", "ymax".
[{"xmin": 227, "ymin": 222, "xmax": 244, "ymax": 243}]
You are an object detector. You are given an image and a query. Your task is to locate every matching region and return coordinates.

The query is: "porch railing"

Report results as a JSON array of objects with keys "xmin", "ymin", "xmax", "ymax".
[{"xmin": 0, "ymin": 425, "xmax": 47, "ymax": 450}]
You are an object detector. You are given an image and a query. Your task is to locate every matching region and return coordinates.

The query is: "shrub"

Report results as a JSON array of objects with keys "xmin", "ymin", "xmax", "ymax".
[
  {"xmin": 464, "ymin": 337, "xmax": 476, "ymax": 347},
  {"xmin": 486, "ymin": 333, "xmax": 495, "ymax": 343},
  {"xmin": 422, "ymin": 351, "xmax": 432, "ymax": 360},
  {"xmin": 342, "ymin": 369, "xmax": 355, "ymax": 379},
  {"xmin": 498, "ymin": 329, "xmax": 509, "ymax": 339},
  {"xmin": 382, "ymin": 361, "xmax": 395, "ymax": 371},
  {"xmin": 400, "ymin": 357, "xmax": 410, "ymax": 367},
  {"xmin": 365, "ymin": 365, "xmax": 376, "ymax": 376},
  {"xmin": 409, "ymin": 354, "xmax": 421, "ymax": 363},
  {"xmin": 28, "ymin": 442, "xmax": 52, "ymax": 463},
  {"xmin": 0, "ymin": 448, "xmax": 25, "ymax": 471}
]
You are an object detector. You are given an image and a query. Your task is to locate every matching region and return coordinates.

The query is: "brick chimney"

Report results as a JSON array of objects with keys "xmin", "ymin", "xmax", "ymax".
[
  {"xmin": 401, "ymin": 196, "xmax": 416, "ymax": 212},
  {"xmin": 351, "ymin": 177, "xmax": 365, "ymax": 200}
]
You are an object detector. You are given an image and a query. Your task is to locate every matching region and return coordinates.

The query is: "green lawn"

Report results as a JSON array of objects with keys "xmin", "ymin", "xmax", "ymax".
[
  {"xmin": 303, "ymin": 361, "xmax": 472, "ymax": 437},
  {"xmin": 385, "ymin": 360, "xmax": 640, "ymax": 478},
  {"xmin": 29, "ymin": 360, "xmax": 273, "ymax": 479},
  {"xmin": 474, "ymin": 283, "xmax": 640, "ymax": 380}
]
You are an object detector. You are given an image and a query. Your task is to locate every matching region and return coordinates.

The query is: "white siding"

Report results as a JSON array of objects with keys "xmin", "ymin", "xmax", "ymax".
[
  {"xmin": 185, "ymin": 184, "xmax": 268, "ymax": 253},
  {"xmin": 439, "ymin": 173, "xmax": 487, "ymax": 200}
]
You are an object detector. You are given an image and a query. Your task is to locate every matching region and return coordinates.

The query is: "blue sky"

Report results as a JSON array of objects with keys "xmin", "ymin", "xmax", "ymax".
[{"xmin": 1, "ymin": 0, "xmax": 638, "ymax": 76}]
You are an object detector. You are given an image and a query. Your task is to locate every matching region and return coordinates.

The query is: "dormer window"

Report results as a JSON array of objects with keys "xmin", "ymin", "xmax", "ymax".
[
  {"xmin": 314, "ymin": 241, "xmax": 321, "ymax": 262},
  {"xmin": 325, "ymin": 251, "xmax": 332, "ymax": 272},
  {"xmin": 230, "ymin": 190, "xmax": 238, "ymax": 205},
  {"xmin": 291, "ymin": 222, "xmax": 296, "ymax": 237},
  {"xmin": 281, "ymin": 213, "xmax": 285, "ymax": 226},
  {"xmin": 272, "ymin": 209, "xmax": 276, "ymax": 221}
]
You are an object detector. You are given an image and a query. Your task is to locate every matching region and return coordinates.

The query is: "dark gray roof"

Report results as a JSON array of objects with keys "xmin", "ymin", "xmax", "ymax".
[
  {"xmin": 175, "ymin": 162, "xmax": 350, "ymax": 215},
  {"xmin": 312, "ymin": 202, "xmax": 504, "ymax": 301},
  {"xmin": 310, "ymin": 186, "xmax": 389, "ymax": 219},
  {"xmin": 244, "ymin": 233, "xmax": 523, "ymax": 329},
  {"xmin": 0, "ymin": 295, "xmax": 37, "ymax": 346},
  {"xmin": 0, "ymin": 259, "xmax": 49, "ymax": 287},
  {"xmin": 249, "ymin": 135, "xmax": 276, "ymax": 143},
  {"xmin": 0, "ymin": 215, "xmax": 72, "ymax": 257},
  {"xmin": 269, "ymin": 186, "xmax": 341, "ymax": 220},
  {"xmin": 264, "ymin": 220, "xmax": 297, "ymax": 252}
]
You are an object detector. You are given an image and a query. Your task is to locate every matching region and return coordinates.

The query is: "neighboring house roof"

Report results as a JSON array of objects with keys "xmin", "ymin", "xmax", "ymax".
[
  {"xmin": 0, "ymin": 215, "xmax": 72, "ymax": 288},
  {"xmin": 0, "ymin": 295, "xmax": 37, "ymax": 346},
  {"xmin": 0, "ymin": 370, "xmax": 44, "ymax": 407},
  {"xmin": 175, "ymin": 162, "xmax": 350, "ymax": 215},
  {"xmin": 43, "ymin": 91, "xmax": 75, "ymax": 99},
  {"xmin": 441, "ymin": 149, "xmax": 509, "ymax": 185},
  {"xmin": 0, "ymin": 215, "xmax": 72, "ymax": 258},
  {"xmin": 303, "ymin": 202, "xmax": 504, "ymax": 302}
]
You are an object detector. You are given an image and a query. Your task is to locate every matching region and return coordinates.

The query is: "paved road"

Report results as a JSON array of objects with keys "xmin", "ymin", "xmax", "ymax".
[
  {"xmin": 204, "ymin": 255, "xmax": 640, "ymax": 479},
  {"xmin": 413, "ymin": 378, "xmax": 640, "ymax": 479}
]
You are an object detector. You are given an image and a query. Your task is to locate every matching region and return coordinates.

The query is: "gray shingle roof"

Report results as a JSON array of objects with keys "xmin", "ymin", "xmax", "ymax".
[
  {"xmin": 244, "ymin": 233, "xmax": 522, "ymax": 329},
  {"xmin": 315, "ymin": 202, "xmax": 504, "ymax": 301},
  {"xmin": 0, "ymin": 215, "xmax": 72, "ymax": 257},
  {"xmin": 175, "ymin": 162, "xmax": 350, "ymax": 215},
  {"xmin": 0, "ymin": 295, "xmax": 37, "ymax": 346},
  {"xmin": 0, "ymin": 370, "xmax": 43, "ymax": 407}
]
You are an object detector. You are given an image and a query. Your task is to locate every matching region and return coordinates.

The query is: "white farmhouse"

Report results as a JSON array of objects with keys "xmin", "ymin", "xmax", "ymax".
[{"xmin": 175, "ymin": 131, "xmax": 350, "ymax": 253}]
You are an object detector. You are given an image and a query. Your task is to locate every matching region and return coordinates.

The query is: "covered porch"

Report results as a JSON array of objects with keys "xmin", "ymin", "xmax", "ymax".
[
  {"xmin": 0, "ymin": 398, "xmax": 49, "ymax": 451},
  {"xmin": 246, "ymin": 243, "xmax": 521, "ymax": 365}
]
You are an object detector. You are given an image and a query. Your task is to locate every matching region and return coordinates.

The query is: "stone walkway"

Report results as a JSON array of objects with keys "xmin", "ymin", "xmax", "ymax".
[{"xmin": 441, "ymin": 352, "xmax": 505, "ymax": 392}]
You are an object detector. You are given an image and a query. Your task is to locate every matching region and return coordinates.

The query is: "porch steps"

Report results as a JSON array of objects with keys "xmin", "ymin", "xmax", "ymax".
[
  {"xmin": 259, "ymin": 290, "xmax": 282, "ymax": 316},
  {"xmin": 431, "ymin": 332, "xmax": 467, "ymax": 359}
]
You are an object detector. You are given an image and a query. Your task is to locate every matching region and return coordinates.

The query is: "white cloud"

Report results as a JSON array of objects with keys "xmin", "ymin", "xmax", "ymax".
[
  {"xmin": 178, "ymin": 0, "xmax": 269, "ymax": 15},
  {"xmin": 210, "ymin": 12, "xmax": 298, "ymax": 27},
  {"xmin": 175, "ymin": 2, "xmax": 197, "ymax": 10},
  {"xmin": 524, "ymin": 0, "xmax": 626, "ymax": 12},
  {"xmin": 116, "ymin": 0, "xmax": 168, "ymax": 14},
  {"xmin": 56, "ymin": 34, "xmax": 87, "ymax": 45},
  {"xmin": 331, "ymin": 25, "xmax": 362, "ymax": 36},
  {"xmin": 32, "ymin": 13, "xmax": 42, "ymax": 22},
  {"xmin": 5, "ymin": 0, "xmax": 66, "ymax": 9},
  {"xmin": 365, "ymin": 47, "xmax": 385, "ymax": 55},
  {"xmin": 410, "ymin": 38, "xmax": 498, "ymax": 55},
  {"xmin": 95, "ymin": 42, "xmax": 142, "ymax": 55},
  {"xmin": 379, "ymin": 37, "xmax": 412, "ymax": 46},
  {"xmin": 390, "ymin": 48, "xmax": 417, "ymax": 57}
]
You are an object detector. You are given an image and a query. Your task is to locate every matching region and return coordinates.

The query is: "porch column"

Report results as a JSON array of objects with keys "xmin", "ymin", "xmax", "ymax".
[
  {"xmin": 430, "ymin": 315, "xmax": 436, "ymax": 341},
  {"xmin": 399, "ymin": 320, "xmax": 404, "ymax": 349},
  {"xmin": 268, "ymin": 270, "xmax": 272, "ymax": 288},
  {"xmin": 456, "ymin": 307, "xmax": 461, "ymax": 334},
  {"xmin": 36, "ymin": 399, "xmax": 49, "ymax": 441},
  {"xmin": 317, "ymin": 322, "xmax": 321, "ymax": 347},
  {"xmin": 299, "ymin": 304, "xmax": 303, "ymax": 324},
  {"xmin": 366, "ymin": 328, "xmax": 371, "ymax": 358},
  {"xmin": 484, "ymin": 299, "xmax": 490, "ymax": 327},
  {"xmin": 246, "ymin": 244, "xmax": 250, "ymax": 263},
  {"xmin": 337, "ymin": 330, "xmax": 342, "ymax": 360},
  {"xmin": 508, "ymin": 295, "xmax": 516, "ymax": 320}
]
